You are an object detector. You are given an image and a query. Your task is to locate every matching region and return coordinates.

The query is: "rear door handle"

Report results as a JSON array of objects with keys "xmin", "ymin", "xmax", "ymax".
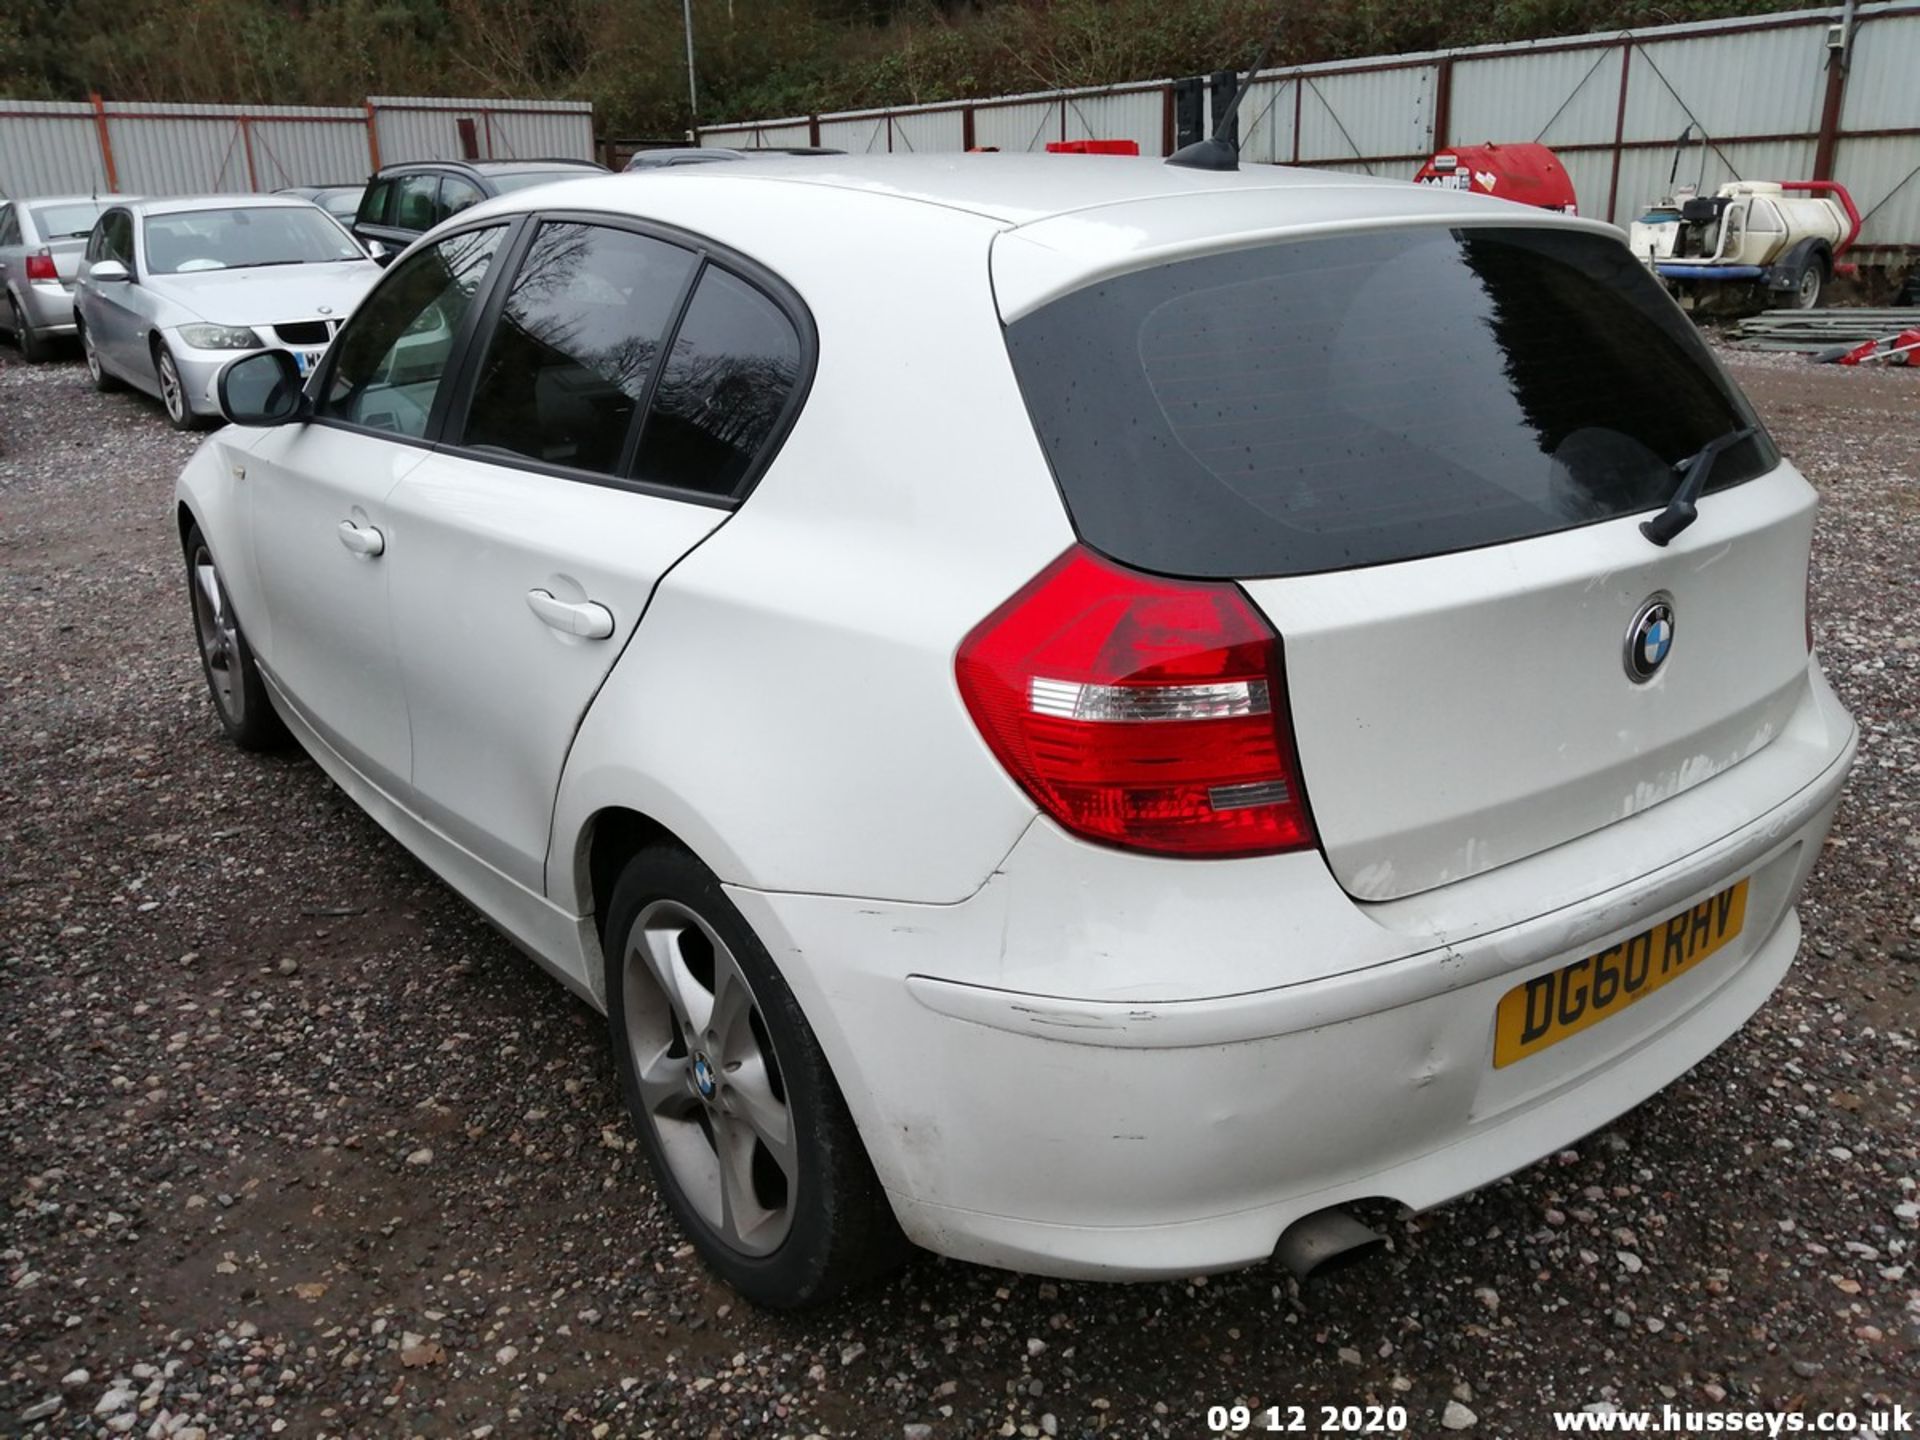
[
  {"xmin": 337, "ymin": 520, "xmax": 385, "ymax": 557},
  {"xmin": 526, "ymin": 589, "xmax": 615, "ymax": 640}
]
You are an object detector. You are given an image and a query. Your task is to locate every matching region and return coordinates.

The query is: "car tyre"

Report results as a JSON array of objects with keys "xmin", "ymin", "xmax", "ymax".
[
  {"xmin": 184, "ymin": 522, "xmax": 289, "ymax": 751},
  {"xmin": 156, "ymin": 341, "xmax": 207, "ymax": 430},
  {"xmin": 10, "ymin": 295, "xmax": 49, "ymax": 363},
  {"xmin": 79, "ymin": 317, "xmax": 121, "ymax": 391},
  {"xmin": 604, "ymin": 844, "xmax": 909, "ymax": 1309}
]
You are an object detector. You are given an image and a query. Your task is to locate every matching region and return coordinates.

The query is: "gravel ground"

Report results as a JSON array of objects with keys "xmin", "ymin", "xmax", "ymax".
[{"xmin": 2, "ymin": 341, "xmax": 1915, "ymax": 1440}]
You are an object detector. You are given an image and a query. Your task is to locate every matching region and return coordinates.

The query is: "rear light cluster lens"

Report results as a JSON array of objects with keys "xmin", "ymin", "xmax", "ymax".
[
  {"xmin": 24, "ymin": 250, "xmax": 57, "ymax": 282},
  {"xmin": 956, "ymin": 546, "xmax": 1315, "ymax": 858}
]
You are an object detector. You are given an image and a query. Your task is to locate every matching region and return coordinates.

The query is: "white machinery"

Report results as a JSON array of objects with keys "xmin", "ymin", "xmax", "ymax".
[{"xmin": 1630, "ymin": 174, "xmax": 1859, "ymax": 312}]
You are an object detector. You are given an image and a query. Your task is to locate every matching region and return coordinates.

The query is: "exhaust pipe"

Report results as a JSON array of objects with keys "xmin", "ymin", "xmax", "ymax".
[{"xmin": 1274, "ymin": 1207, "xmax": 1387, "ymax": 1280}]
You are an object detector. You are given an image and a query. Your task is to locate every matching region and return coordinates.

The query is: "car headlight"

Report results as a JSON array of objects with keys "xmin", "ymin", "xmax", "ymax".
[{"xmin": 177, "ymin": 324, "xmax": 260, "ymax": 350}]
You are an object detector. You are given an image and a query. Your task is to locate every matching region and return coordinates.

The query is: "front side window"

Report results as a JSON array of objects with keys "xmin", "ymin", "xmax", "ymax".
[
  {"xmin": 631, "ymin": 266, "xmax": 803, "ymax": 498},
  {"xmin": 103, "ymin": 212, "xmax": 134, "ymax": 266},
  {"xmin": 318, "ymin": 225, "xmax": 504, "ymax": 438},
  {"xmin": 141, "ymin": 206, "xmax": 364, "ymax": 275},
  {"xmin": 459, "ymin": 221, "xmax": 696, "ymax": 476},
  {"xmin": 1005, "ymin": 225, "xmax": 1775, "ymax": 578}
]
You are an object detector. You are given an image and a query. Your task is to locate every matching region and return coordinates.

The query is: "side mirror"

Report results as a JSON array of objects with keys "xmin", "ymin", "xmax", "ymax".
[
  {"xmin": 365, "ymin": 239, "xmax": 394, "ymax": 267},
  {"xmin": 217, "ymin": 350, "xmax": 306, "ymax": 427},
  {"xmin": 90, "ymin": 259, "xmax": 130, "ymax": 283}
]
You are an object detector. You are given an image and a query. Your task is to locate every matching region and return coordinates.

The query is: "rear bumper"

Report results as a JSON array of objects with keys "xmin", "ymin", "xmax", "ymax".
[
  {"xmin": 727, "ymin": 666, "xmax": 1855, "ymax": 1280},
  {"xmin": 16, "ymin": 281, "xmax": 77, "ymax": 333}
]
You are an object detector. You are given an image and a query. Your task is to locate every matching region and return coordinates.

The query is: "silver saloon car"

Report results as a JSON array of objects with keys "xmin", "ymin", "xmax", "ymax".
[
  {"xmin": 74, "ymin": 195, "xmax": 380, "ymax": 429},
  {"xmin": 0, "ymin": 194, "xmax": 119, "ymax": 362}
]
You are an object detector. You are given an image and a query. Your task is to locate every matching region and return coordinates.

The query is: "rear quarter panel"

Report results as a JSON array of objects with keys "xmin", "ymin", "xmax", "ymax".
[{"xmin": 548, "ymin": 183, "xmax": 1072, "ymax": 907}]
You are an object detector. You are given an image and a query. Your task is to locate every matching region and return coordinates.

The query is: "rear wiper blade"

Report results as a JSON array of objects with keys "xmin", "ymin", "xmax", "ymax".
[{"xmin": 1639, "ymin": 426, "xmax": 1757, "ymax": 547}]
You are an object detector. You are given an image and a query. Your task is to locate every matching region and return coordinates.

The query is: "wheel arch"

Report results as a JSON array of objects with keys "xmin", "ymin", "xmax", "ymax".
[{"xmin": 576, "ymin": 805, "xmax": 713, "ymax": 957}]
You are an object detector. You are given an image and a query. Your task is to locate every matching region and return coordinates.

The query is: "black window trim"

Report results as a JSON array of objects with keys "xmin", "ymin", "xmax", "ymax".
[
  {"xmin": 429, "ymin": 206, "xmax": 818, "ymax": 511},
  {"xmin": 305, "ymin": 215, "xmax": 526, "ymax": 454}
]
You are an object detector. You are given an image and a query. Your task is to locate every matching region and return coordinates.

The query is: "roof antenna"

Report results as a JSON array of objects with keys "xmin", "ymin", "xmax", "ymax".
[{"xmin": 1165, "ymin": 21, "xmax": 1283, "ymax": 172}]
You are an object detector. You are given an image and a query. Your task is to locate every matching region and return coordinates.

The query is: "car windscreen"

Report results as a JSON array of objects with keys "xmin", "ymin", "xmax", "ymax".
[
  {"xmin": 1002, "ymin": 225, "xmax": 1776, "ymax": 579},
  {"xmin": 29, "ymin": 200, "xmax": 109, "ymax": 240},
  {"xmin": 142, "ymin": 206, "xmax": 365, "ymax": 275},
  {"xmin": 486, "ymin": 169, "xmax": 599, "ymax": 194}
]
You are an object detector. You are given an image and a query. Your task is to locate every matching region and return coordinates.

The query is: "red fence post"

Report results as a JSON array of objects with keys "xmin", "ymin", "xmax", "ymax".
[
  {"xmin": 1432, "ymin": 57, "xmax": 1453, "ymax": 153},
  {"xmin": 90, "ymin": 92, "xmax": 118, "ymax": 191},
  {"xmin": 1604, "ymin": 42, "xmax": 1633, "ymax": 225},
  {"xmin": 365, "ymin": 100, "xmax": 382, "ymax": 171}
]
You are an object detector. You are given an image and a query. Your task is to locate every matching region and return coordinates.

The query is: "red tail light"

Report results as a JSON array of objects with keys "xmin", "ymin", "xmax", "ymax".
[
  {"xmin": 24, "ymin": 250, "xmax": 57, "ymax": 283},
  {"xmin": 956, "ymin": 546, "xmax": 1315, "ymax": 858}
]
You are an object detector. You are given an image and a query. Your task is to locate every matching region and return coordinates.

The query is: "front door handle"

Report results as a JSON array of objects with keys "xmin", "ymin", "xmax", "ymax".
[
  {"xmin": 526, "ymin": 589, "xmax": 615, "ymax": 640},
  {"xmin": 337, "ymin": 520, "xmax": 385, "ymax": 557}
]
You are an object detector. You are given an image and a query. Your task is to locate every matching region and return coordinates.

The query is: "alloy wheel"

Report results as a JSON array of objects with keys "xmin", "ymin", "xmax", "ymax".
[
  {"xmin": 190, "ymin": 543, "xmax": 246, "ymax": 727},
  {"xmin": 159, "ymin": 350, "xmax": 186, "ymax": 422},
  {"xmin": 622, "ymin": 899, "xmax": 797, "ymax": 1257},
  {"xmin": 83, "ymin": 326, "xmax": 101, "ymax": 381}
]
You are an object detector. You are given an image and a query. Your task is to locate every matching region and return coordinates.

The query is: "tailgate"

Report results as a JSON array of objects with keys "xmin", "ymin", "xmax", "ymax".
[
  {"xmin": 1241, "ymin": 464, "xmax": 1814, "ymax": 900},
  {"xmin": 998, "ymin": 217, "xmax": 1811, "ymax": 900}
]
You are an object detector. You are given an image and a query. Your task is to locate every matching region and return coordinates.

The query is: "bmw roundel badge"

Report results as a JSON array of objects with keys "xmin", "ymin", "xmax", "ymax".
[{"xmin": 1624, "ymin": 593, "xmax": 1676, "ymax": 683}]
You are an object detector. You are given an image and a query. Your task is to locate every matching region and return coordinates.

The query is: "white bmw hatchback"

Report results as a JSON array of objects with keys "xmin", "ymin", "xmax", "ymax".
[{"xmin": 176, "ymin": 155, "xmax": 1856, "ymax": 1308}]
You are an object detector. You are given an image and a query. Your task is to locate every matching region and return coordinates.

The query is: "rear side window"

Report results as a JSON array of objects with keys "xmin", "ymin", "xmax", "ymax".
[
  {"xmin": 0, "ymin": 208, "xmax": 18, "ymax": 247},
  {"xmin": 631, "ymin": 266, "xmax": 803, "ymax": 498},
  {"xmin": 442, "ymin": 175, "xmax": 485, "ymax": 218},
  {"xmin": 460, "ymin": 221, "xmax": 697, "ymax": 477},
  {"xmin": 1004, "ymin": 226, "xmax": 1775, "ymax": 578},
  {"xmin": 394, "ymin": 174, "xmax": 441, "ymax": 232}
]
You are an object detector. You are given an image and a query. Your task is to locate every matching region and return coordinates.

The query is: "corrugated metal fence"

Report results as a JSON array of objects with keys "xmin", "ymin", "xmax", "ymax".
[
  {"xmin": 697, "ymin": 1, "xmax": 1920, "ymax": 256},
  {"xmin": 0, "ymin": 95, "xmax": 594, "ymax": 199}
]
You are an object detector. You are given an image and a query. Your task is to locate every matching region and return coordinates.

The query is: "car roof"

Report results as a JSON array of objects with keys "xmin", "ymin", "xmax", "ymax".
[
  {"xmin": 124, "ymin": 193, "xmax": 327, "ymax": 218},
  {"xmin": 513, "ymin": 152, "xmax": 1604, "ymax": 230},
  {"xmin": 374, "ymin": 159, "xmax": 602, "ymax": 177},
  {"xmin": 16, "ymin": 194, "xmax": 120, "ymax": 208},
  {"xmin": 448, "ymin": 152, "xmax": 1621, "ymax": 323}
]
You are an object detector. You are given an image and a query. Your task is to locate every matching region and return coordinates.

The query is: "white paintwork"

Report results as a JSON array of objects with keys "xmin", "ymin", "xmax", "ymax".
[
  {"xmin": 1241, "ymin": 460, "xmax": 1819, "ymax": 901},
  {"xmin": 177, "ymin": 155, "xmax": 1857, "ymax": 1282}
]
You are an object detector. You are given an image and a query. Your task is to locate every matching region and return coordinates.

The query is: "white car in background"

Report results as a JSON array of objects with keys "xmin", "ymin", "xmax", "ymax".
[
  {"xmin": 173, "ymin": 156, "xmax": 1856, "ymax": 1308},
  {"xmin": 74, "ymin": 194, "xmax": 379, "ymax": 429}
]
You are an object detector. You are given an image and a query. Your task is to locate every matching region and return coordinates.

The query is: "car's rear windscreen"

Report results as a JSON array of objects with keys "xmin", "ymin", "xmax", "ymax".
[{"xmin": 1003, "ymin": 225, "xmax": 1775, "ymax": 579}]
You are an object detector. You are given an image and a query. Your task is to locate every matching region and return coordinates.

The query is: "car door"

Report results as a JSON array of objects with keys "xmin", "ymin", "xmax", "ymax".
[
  {"xmin": 83, "ymin": 209, "xmax": 144, "ymax": 377},
  {"xmin": 243, "ymin": 222, "xmax": 511, "ymax": 796},
  {"xmin": 383, "ymin": 216, "xmax": 809, "ymax": 893}
]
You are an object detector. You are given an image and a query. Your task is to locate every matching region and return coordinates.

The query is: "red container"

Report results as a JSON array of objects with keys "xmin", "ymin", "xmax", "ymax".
[
  {"xmin": 1414, "ymin": 142, "xmax": 1578, "ymax": 214},
  {"xmin": 1045, "ymin": 140, "xmax": 1141, "ymax": 156}
]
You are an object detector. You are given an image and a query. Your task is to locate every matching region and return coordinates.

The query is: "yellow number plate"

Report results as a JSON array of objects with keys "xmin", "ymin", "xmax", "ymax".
[{"xmin": 1493, "ymin": 878, "xmax": 1750, "ymax": 1069}]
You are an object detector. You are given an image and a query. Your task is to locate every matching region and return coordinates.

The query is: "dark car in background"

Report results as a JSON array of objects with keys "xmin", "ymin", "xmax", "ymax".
[
  {"xmin": 350, "ymin": 159, "xmax": 607, "ymax": 260},
  {"xmin": 276, "ymin": 184, "xmax": 366, "ymax": 224}
]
